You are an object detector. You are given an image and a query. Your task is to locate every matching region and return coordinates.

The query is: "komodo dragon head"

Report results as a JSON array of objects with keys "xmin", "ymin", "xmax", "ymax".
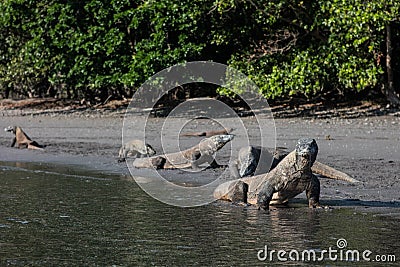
[
  {"xmin": 295, "ymin": 138, "xmax": 318, "ymax": 170},
  {"xmin": 199, "ymin": 134, "xmax": 234, "ymax": 152},
  {"xmin": 238, "ymin": 146, "xmax": 261, "ymax": 177},
  {"xmin": 141, "ymin": 144, "xmax": 156, "ymax": 156},
  {"xmin": 4, "ymin": 126, "xmax": 16, "ymax": 133}
]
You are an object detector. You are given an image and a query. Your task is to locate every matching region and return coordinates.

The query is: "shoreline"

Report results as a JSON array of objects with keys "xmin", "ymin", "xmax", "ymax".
[{"xmin": 0, "ymin": 107, "xmax": 399, "ymax": 216}]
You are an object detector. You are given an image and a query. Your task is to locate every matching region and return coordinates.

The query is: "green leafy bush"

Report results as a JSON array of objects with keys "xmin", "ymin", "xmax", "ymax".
[{"xmin": 0, "ymin": 0, "xmax": 399, "ymax": 103}]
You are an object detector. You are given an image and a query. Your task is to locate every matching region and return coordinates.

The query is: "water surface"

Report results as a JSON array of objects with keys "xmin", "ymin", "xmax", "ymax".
[{"xmin": 0, "ymin": 162, "xmax": 398, "ymax": 266}]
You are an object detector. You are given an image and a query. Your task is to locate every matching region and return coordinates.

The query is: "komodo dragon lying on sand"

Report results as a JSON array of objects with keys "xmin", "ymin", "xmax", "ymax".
[
  {"xmin": 180, "ymin": 128, "xmax": 233, "ymax": 137},
  {"xmin": 230, "ymin": 145, "xmax": 358, "ymax": 183},
  {"xmin": 214, "ymin": 138, "xmax": 360, "ymax": 210},
  {"xmin": 118, "ymin": 139, "xmax": 156, "ymax": 162},
  {"xmin": 133, "ymin": 134, "xmax": 234, "ymax": 170},
  {"xmin": 4, "ymin": 126, "xmax": 44, "ymax": 150}
]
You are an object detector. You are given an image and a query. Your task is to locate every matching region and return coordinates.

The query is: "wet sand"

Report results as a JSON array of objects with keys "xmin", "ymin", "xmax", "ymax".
[{"xmin": 1, "ymin": 111, "xmax": 399, "ymax": 215}]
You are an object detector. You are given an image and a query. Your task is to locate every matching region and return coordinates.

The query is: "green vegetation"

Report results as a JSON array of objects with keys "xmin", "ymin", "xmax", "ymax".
[{"xmin": 0, "ymin": 0, "xmax": 399, "ymax": 104}]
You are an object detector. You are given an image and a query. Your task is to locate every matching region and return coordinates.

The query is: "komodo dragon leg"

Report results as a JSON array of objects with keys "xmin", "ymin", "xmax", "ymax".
[
  {"xmin": 10, "ymin": 137, "xmax": 16, "ymax": 147},
  {"xmin": 306, "ymin": 174, "xmax": 321, "ymax": 208},
  {"xmin": 256, "ymin": 181, "xmax": 275, "ymax": 210}
]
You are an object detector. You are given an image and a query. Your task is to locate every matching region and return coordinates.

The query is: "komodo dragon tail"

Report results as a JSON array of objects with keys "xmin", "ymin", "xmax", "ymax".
[
  {"xmin": 312, "ymin": 161, "xmax": 360, "ymax": 183},
  {"xmin": 27, "ymin": 143, "xmax": 45, "ymax": 151}
]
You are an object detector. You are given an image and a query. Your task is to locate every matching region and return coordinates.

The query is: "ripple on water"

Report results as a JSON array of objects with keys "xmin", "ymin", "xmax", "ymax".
[{"xmin": 0, "ymin": 162, "xmax": 399, "ymax": 266}]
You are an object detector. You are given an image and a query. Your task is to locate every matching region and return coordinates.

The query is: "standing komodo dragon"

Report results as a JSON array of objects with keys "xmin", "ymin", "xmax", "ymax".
[
  {"xmin": 214, "ymin": 138, "xmax": 360, "ymax": 210},
  {"xmin": 4, "ymin": 126, "xmax": 44, "ymax": 150},
  {"xmin": 133, "ymin": 134, "xmax": 234, "ymax": 170},
  {"xmin": 230, "ymin": 145, "xmax": 358, "ymax": 183},
  {"xmin": 180, "ymin": 128, "xmax": 233, "ymax": 137},
  {"xmin": 118, "ymin": 139, "xmax": 156, "ymax": 162}
]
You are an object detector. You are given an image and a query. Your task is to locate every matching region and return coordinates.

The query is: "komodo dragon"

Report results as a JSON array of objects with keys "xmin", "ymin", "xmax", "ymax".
[
  {"xmin": 229, "ymin": 146, "xmax": 287, "ymax": 178},
  {"xmin": 118, "ymin": 139, "xmax": 156, "ymax": 162},
  {"xmin": 133, "ymin": 134, "xmax": 234, "ymax": 170},
  {"xmin": 180, "ymin": 128, "xmax": 233, "ymax": 137},
  {"xmin": 214, "ymin": 138, "xmax": 359, "ymax": 210},
  {"xmin": 4, "ymin": 126, "xmax": 44, "ymax": 150},
  {"xmin": 230, "ymin": 145, "xmax": 358, "ymax": 183}
]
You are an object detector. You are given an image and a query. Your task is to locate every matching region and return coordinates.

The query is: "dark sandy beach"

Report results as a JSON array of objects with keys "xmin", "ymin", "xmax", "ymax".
[
  {"xmin": 1, "ymin": 108, "xmax": 399, "ymax": 215},
  {"xmin": 1, "ymin": 107, "xmax": 400, "ymax": 266}
]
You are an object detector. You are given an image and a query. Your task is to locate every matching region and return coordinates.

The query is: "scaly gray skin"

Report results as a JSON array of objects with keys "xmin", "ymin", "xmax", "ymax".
[
  {"xmin": 4, "ymin": 126, "xmax": 44, "ymax": 150},
  {"xmin": 118, "ymin": 139, "xmax": 156, "ymax": 162},
  {"xmin": 231, "ymin": 145, "xmax": 359, "ymax": 183},
  {"xmin": 215, "ymin": 138, "xmax": 331, "ymax": 210},
  {"xmin": 229, "ymin": 146, "xmax": 287, "ymax": 178},
  {"xmin": 180, "ymin": 128, "xmax": 233, "ymax": 137},
  {"xmin": 133, "ymin": 134, "xmax": 234, "ymax": 169}
]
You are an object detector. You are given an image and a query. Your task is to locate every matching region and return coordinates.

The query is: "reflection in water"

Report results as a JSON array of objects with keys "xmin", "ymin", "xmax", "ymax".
[{"xmin": 0, "ymin": 162, "xmax": 398, "ymax": 266}]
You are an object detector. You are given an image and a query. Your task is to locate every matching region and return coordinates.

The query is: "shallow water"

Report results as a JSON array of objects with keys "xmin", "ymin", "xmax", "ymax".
[{"xmin": 0, "ymin": 162, "xmax": 398, "ymax": 266}]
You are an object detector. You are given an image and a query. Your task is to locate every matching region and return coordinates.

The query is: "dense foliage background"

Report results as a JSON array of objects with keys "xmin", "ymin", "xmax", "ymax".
[{"xmin": 0, "ymin": 0, "xmax": 399, "ymax": 104}]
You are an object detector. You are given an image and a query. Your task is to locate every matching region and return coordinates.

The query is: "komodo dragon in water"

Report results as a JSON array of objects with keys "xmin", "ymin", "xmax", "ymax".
[
  {"xmin": 132, "ymin": 134, "xmax": 234, "ymax": 170},
  {"xmin": 118, "ymin": 139, "xmax": 156, "ymax": 162},
  {"xmin": 4, "ymin": 126, "xmax": 44, "ymax": 150},
  {"xmin": 230, "ymin": 145, "xmax": 358, "ymax": 183},
  {"xmin": 214, "ymin": 138, "xmax": 360, "ymax": 210},
  {"xmin": 180, "ymin": 128, "xmax": 233, "ymax": 137}
]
